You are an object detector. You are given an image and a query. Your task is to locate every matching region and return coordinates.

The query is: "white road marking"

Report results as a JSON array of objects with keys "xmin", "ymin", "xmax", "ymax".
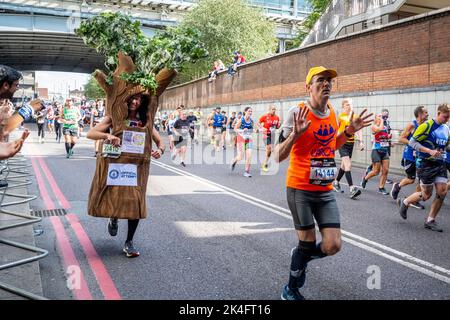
[
  {"xmin": 153, "ymin": 160, "xmax": 450, "ymax": 285},
  {"xmin": 174, "ymin": 221, "xmax": 291, "ymax": 238}
]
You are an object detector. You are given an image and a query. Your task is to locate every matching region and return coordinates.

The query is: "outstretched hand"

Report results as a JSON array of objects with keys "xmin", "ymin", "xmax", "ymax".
[
  {"xmin": 347, "ymin": 109, "xmax": 374, "ymax": 135},
  {"xmin": 293, "ymin": 107, "xmax": 311, "ymax": 139},
  {"xmin": 0, "ymin": 129, "xmax": 29, "ymax": 160}
]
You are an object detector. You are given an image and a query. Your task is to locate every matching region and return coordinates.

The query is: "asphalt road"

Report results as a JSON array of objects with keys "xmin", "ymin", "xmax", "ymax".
[{"xmin": 20, "ymin": 125, "xmax": 450, "ymax": 300}]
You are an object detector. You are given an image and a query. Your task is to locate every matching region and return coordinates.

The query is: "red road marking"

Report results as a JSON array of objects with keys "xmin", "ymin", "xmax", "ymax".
[
  {"xmin": 36, "ymin": 156, "xmax": 122, "ymax": 300},
  {"xmin": 37, "ymin": 157, "xmax": 71, "ymax": 209},
  {"xmin": 31, "ymin": 157, "xmax": 92, "ymax": 300},
  {"xmin": 66, "ymin": 214, "xmax": 122, "ymax": 300},
  {"xmin": 49, "ymin": 216, "xmax": 93, "ymax": 300}
]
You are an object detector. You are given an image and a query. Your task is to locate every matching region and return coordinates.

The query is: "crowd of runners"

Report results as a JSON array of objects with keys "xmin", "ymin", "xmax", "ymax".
[{"xmin": 3, "ymin": 63, "xmax": 448, "ymax": 300}]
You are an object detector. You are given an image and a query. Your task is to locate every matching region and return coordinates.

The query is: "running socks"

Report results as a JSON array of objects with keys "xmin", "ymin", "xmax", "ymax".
[
  {"xmin": 336, "ymin": 168, "xmax": 345, "ymax": 182},
  {"xmin": 345, "ymin": 171, "xmax": 353, "ymax": 186},
  {"xmin": 288, "ymin": 241, "xmax": 328, "ymax": 290},
  {"xmin": 65, "ymin": 142, "xmax": 70, "ymax": 154},
  {"xmin": 126, "ymin": 219, "xmax": 140, "ymax": 242}
]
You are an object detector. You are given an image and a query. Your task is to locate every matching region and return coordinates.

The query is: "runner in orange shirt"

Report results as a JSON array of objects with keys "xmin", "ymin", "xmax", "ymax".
[
  {"xmin": 258, "ymin": 105, "xmax": 281, "ymax": 172},
  {"xmin": 274, "ymin": 66, "xmax": 373, "ymax": 300}
]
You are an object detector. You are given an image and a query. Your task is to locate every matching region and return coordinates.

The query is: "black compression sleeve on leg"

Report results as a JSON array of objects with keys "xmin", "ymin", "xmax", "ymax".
[
  {"xmin": 65, "ymin": 142, "xmax": 70, "ymax": 153},
  {"xmin": 336, "ymin": 168, "xmax": 345, "ymax": 182},
  {"xmin": 345, "ymin": 171, "xmax": 353, "ymax": 186}
]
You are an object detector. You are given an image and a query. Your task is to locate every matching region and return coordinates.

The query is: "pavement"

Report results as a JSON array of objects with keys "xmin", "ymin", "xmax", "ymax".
[{"xmin": 2, "ymin": 124, "xmax": 449, "ymax": 300}]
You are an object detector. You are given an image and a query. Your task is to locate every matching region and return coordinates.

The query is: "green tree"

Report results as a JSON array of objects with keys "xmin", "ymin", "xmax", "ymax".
[
  {"xmin": 176, "ymin": 0, "xmax": 278, "ymax": 83},
  {"xmin": 291, "ymin": 0, "xmax": 331, "ymax": 48},
  {"xmin": 84, "ymin": 74, "xmax": 105, "ymax": 100}
]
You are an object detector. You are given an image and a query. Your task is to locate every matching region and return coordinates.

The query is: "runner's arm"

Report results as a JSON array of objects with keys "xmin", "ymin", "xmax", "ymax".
[
  {"xmin": 152, "ymin": 127, "xmax": 165, "ymax": 154},
  {"xmin": 398, "ymin": 123, "xmax": 414, "ymax": 145},
  {"xmin": 86, "ymin": 116, "xmax": 114, "ymax": 141}
]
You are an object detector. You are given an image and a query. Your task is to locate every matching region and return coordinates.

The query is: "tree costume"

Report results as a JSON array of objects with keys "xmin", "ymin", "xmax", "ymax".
[{"xmin": 87, "ymin": 52, "xmax": 175, "ymax": 219}]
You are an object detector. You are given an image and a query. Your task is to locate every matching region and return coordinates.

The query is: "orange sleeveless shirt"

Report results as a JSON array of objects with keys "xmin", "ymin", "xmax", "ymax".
[{"xmin": 286, "ymin": 102, "xmax": 338, "ymax": 192}]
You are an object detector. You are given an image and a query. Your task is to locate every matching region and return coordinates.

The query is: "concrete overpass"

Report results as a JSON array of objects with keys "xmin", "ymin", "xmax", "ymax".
[{"xmin": 0, "ymin": 1, "xmax": 167, "ymax": 73}]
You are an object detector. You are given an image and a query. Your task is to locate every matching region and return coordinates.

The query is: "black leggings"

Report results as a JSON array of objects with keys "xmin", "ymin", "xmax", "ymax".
[
  {"xmin": 55, "ymin": 122, "xmax": 62, "ymax": 142},
  {"xmin": 37, "ymin": 123, "xmax": 45, "ymax": 138}
]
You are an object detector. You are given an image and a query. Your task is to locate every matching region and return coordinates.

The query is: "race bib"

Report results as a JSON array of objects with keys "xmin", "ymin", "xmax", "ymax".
[
  {"xmin": 215, "ymin": 128, "xmax": 222, "ymax": 134},
  {"xmin": 309, "ymin": 158, "xmax": 337, "ymax": 186},
  {"xmin": 102, "ymin": 143, "xmax": 122, "ymax": 158},
  {"xmin": 380, "ymin": 141, "xmax": 389, "ymax": 147},
  {"xmin": 122, "ymin": 130, "xmax": 145, "ymax": 154},
  {"xmin": 107, "ymin": 164, "xmax": 137, "ymax": 186}
]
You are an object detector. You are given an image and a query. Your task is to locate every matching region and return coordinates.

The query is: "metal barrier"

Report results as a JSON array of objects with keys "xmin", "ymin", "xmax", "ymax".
[{"xmin": 0, "ymin": 153, "xmax": 49, "ymax": 300}]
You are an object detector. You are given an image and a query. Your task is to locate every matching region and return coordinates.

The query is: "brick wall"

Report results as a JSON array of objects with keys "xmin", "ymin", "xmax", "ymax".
[{"xmin": 160, "ymin": 9, "xmax": 450, "ymax": 110}]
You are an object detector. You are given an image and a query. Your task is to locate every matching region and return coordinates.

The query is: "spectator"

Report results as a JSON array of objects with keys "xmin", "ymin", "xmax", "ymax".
[
  {"xmin": 208, "ymin": 60, "xmax": 226, "ymax": 82},
  {"xmin": 0, "ymin": 65, "xmax": 36, "ymax": 158},
  {"xmin": 228, "ymin": 51, "xmax": 245, "ymax": 76}
]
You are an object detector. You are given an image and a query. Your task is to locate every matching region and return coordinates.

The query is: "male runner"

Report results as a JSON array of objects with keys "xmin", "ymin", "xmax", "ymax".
[
  {"xmin": 390, "ymin": 106, "xmax": 428, "ymax": 210},
  {"xmin": 275, "ymin": 66, "xmax": 372, "ymax": 300},
  {"xmin": 332, "ymin": 99, "xmax": 364, "ymax": 199},
  {"xmin": 61, "ymin": 99, "xmax": 81, "ymax": 158},
  {"xmin": 397, "ymin": 104, "xmax": 450, "ymax": 232},
  {"xmin": 258, "ymin": 105, "xmax": 281, "ymax": 172}
]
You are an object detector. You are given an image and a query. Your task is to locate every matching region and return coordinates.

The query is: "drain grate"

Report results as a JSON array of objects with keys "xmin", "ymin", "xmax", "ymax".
[{"xmin": 30, "ymin": 209, "xmax": 67, "ymax": 217}]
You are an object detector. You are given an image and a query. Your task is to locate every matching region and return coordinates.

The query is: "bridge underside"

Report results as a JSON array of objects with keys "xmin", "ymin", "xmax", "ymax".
[{"xmin": 0, "ymin": 31, "xmax": 105, "ymax": 73}]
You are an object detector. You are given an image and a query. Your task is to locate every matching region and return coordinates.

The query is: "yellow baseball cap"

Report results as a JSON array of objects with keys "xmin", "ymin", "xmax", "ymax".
[{"xmin": 306, "ymin": 66, "xmax": 337, "ymax": 85}]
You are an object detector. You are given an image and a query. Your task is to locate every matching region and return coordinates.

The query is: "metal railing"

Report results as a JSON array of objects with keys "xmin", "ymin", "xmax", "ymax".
[{"xmin": 0, "ymin": 154, "xmax": 48, "ymax": 300}]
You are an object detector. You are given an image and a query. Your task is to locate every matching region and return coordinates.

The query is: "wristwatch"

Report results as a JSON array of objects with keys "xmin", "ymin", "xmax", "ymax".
[{"xmin": 158, "ymin": 147, "xmax": 165, "ymax": 155}]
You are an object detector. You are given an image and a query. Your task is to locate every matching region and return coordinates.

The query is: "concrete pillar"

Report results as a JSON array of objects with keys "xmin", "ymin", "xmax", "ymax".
[{"xmin": 279, "ymin": 39, "xmax": 286, "ymax": 53}]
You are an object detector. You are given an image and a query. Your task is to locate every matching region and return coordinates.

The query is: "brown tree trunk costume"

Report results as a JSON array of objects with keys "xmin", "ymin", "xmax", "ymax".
[{"xmin": 87, "ymin": 52, "xmax": 176, "ymax": 219}]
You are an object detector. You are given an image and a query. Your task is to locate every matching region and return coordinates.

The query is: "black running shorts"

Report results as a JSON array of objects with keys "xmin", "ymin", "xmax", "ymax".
[
  {"xmin": 286, "ymin": 188, "xmax": 340, "ymax": 231},
  {"xmin": 401, "ymin": 159, "xmax": 416, "ymax": 180},
  {"xmin": 417, "ymin": 160, "xmax": 447, "ymax": 185},
  {"xmin": 338, "ymin": 142, "xmax": 354, "ymax": 158},
  {"xmin": 63, "ymin": 128, "xmax": 77, "ymax": 137}
]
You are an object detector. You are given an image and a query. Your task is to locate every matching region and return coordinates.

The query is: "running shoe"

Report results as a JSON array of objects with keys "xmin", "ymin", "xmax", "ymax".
[
  {"xmin": 261, "ymin": 164, "xmax": 269, "ymax": 172},
  {"xmin": 332, "ymin": 181, "xmax": 343, "ymax": 193},
  {"xmin": 361, "ymin": 178, "xmax": 368, "ymax": 189},
  {"xmin": 350, "ymin": 187, "xmax": 362, "ymax": 199},
  {"xmin": 386, "ymin": 178, "xmax": 393, "ymax": 184},
  {"xmin": 181, "ymin": 162, "xmax": 186, "ymax": 167},
  {"xmin": 390, "ymin": 182, "xmax": 401, "ymax": 200},
  {"xmin": 281, "ymin": 285, "xmax": 305, "ymax": 301},
  {"xmin": 243, "ymin": 171, "xmax": 252, "ymax": 178},
  {"xmin": 230, "ymin": 161, "xmax": 237, "ymax": 172},
  {"xmin": 107, "ymin": 218, "xmax": 118, "ymax": 237},
  {"xmin": 378, "ymin": 187, "xmax": 389, "ymax": 195},
  {"xmin": 123, "ymin": 241, "xmax": 140, "ymax": 258},
  {"xmin": 365, "ymin": 164, "xmax": 372, "ymax": 176},
  {"xmin": 410, "ymin": 202, "xmax": 425, "ymax": 210},
  {"xmin": 424, "ymin": 220, "xmax": 443, "ymax": 232},
  {"xmin": 397, "ymin": 198, "xmax": 408, "ymax": 220},
  {"xmin": 69, "ymin": 149, "xmax": 74, "ymax": 158}
]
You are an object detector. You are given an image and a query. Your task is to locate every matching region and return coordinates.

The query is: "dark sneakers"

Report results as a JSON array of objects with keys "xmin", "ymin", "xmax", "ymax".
[
  {"xmin": 397, "ymin": 198, "xmax": 408, "ymax": 220},
  {"xmin": 230, "ymin": 161, "xmax": 237, "ymax": 172},
  {"xmin": 378, "ymin": 187, "xmax": 389, "ymax": 195},
  {"xmin": 350, "ymin": 187, "xmax": 362, "ymax": 199},
  {"xmin": 333, "ymin": 181, "xmax": 344, "ymax": 193},
  {"xmin": 123, "ymin": 241, "xmax": 140, "ymax": 258},
  {"xmin": 108, "ymin": 218, "xmax": 118, "ymax": 236},
  {"xmin": 390, "ymin": 182, "xmax": 401, "ymax": 200},
  {"xmin": 361, "ymin": 178, "xmax": 368, "ymax": 189},
  {"xmin": 424, "ymin": 220, "xmax": 443, "ymax": 232},
  {"xmin": 281, "ymin": 285, "xmax": 305, "ymax": 301},
  {"xmin": 410, "ymin": 202, "xmax": 425, "ymax": 210}
]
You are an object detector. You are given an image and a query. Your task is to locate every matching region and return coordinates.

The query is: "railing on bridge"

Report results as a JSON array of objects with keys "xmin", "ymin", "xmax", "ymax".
[{"xmin": 301, "ymin": 0, "xmax": 402, "ymax": 47}]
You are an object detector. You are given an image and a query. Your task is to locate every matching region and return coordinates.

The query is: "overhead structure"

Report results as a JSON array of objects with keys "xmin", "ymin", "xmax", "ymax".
[{"xmin": 301, "ymin": 0, "xmax": 450, "ymax": 47}]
